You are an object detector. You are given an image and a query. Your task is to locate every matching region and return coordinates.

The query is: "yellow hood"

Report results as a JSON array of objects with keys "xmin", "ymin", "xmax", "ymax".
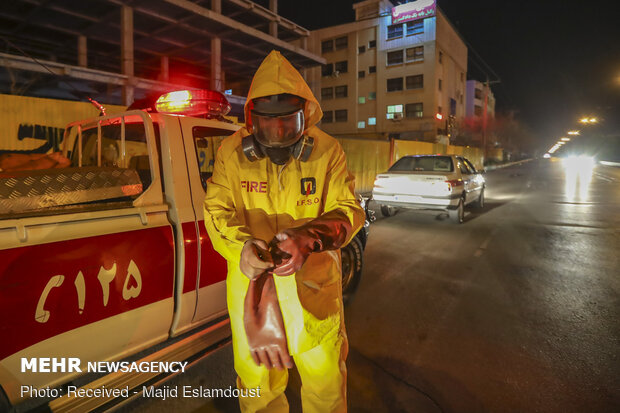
[{"xmin": 244, "ymin": 50, "xmax": 322, "ymax": 132}]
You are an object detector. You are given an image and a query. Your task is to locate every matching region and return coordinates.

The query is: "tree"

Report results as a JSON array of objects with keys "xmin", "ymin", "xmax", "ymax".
[{"xmin": 452, "ymin": 112, "xmax": 536, "ymax": 159}]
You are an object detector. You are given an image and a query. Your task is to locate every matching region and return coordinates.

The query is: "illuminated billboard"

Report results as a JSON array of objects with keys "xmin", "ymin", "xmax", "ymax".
[{"xmin": 392, "ymin": 0, "xmax": 436, "ymax": 25}]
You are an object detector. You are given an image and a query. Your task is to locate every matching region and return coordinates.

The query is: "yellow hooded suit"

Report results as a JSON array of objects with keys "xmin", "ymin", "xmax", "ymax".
[{"xmin": 204, "ymin": 50, "xmax": 364, "ymax": 413}]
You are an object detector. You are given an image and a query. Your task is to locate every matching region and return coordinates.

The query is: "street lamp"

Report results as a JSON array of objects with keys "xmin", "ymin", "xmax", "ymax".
[
  {"xmin": 579, "ymin": 117, "xmax": 598, "ymax": 124},
  {"xmin": 567, "ymin": 130, "xmax": 580, "ymax": 135}
]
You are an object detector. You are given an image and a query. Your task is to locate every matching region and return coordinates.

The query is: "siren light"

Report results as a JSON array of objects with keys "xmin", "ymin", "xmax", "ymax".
[{"xmin": 155, "ymin": 89, "xmax": 231, "ymax": 117}]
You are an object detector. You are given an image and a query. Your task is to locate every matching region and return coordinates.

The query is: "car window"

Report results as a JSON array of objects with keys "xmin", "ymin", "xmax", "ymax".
[
  {"xmin": 389, "ymin": 156, "xmax": 454, "ymax": 172},
  {"xmin": 191, "ymin": 126, "xmax": 235, "ymax": 190},
  {"xmin": 457, "ymin": 158, "xmax": 472, "ymax": 175},
  {"xmin": 463, "ymin": 158, "xmax": 477, "ymax": 173}
]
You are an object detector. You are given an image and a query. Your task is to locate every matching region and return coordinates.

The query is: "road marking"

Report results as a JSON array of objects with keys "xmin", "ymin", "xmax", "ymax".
[{"xmin": 594, "ymin": 172, "xmax": 615, "ymax": 182}]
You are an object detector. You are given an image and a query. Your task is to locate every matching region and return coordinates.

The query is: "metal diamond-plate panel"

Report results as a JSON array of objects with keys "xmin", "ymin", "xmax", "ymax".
[{"xmin": 0, "ymin": 167, "xmax": 144, "ymax": 215}]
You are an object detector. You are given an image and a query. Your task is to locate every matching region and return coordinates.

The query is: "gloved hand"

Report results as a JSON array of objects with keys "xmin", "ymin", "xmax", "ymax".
[
  {"xmin": 271, "ymin": 211, "xmax": 353, "ymax": 276},
  {"xmin": 270, "ymin": 228, "xmax": 315, "ymax": 276},
  {"xmin": 244, "ymin": 272, "xmax": 293, "ymax": 370},
  {"xmin": 240, "ymin": 239, "xmax": 274, "ymax": 280}
]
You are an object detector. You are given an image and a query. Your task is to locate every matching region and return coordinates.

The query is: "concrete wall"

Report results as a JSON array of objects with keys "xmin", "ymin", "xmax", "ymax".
[{"xmin": 435, "ymin": 12, "xmax": 467, "ymax": 120}]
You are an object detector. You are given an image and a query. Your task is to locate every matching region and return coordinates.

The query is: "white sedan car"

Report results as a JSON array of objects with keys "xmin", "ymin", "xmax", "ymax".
[{"xmin": 372, "ymin": 154, "xmax": 485, "ymax": 223}]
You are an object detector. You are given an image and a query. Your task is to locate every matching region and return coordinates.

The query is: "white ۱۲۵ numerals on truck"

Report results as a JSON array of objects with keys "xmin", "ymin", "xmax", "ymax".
[{"xmin": 0, "ymin": 89, "xmax": 368, "ymax": 412}]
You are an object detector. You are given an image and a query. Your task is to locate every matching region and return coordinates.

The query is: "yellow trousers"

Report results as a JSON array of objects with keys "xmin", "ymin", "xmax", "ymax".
[{"xmin": 231, "ymin": 315, "xmax": 348, "ymax": 413}]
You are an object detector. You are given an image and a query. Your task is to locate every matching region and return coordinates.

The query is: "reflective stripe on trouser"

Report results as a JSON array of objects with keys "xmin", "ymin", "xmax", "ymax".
[{"xmin": 232, "ymin": 315, "xmax": 348, "ymax": 413}]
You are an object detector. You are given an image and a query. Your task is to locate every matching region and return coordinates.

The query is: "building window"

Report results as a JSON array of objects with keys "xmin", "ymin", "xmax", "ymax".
[
  {"xmin": 323, "ymin": 111, "xmax": 333, "ymax": 123},
  {"xmin": 358, "ymin": 70, "xmax": 365, "ymax": 79},
  {"xmin": 438, "ymin": 51, "xmax": 443, "ymax": 64},
  {"xmin": 335, "ymin": 109, "xmax": 348, "ymax": 122},
  {"xmin": 358, "ymin": 45, "xmax": 366, "ymax": 54},
  {"xmin": 369, "ymin": 91, "xmax": 376, "ymax": 100},
  {"xmin": 369, "ymin": 65, "xmax": 376, "ymax": 74},
  {"xmin": 322, "ymin": 63, "xmax": 333, "ymax": 77},
  {"xmin": 387, "ymin": 50, "xmax": 404, "ymax": 65},
  {"xmin": 335, "ymin": 85, "xmax": 348, "ymax": 98},
  {"xmin": 461, "ymin": 72, "xmax": 464, "ymax": 82},
  {"xmin": 321, "ymin": 87, "xmax": 333, "ymax": 100},
  {"xmin": 321, "ymin": 40, "xmax": 333, "ymax": 53},
  {"xmin": 406, "ymin": 21, "xmax": 424, "ymax": 35},
  {"xmin": 357, "ymin": 121, "xmax": 366, "ymax": 129},
  {"xmin": 438, "ymin": 106, "xmax": 442, "ymax": 114},
  {"xmin": 386, "ymin": 104, "xmax": 403, "ymax": 119},
  {"xmin": 387, "ymin": 77, "xmax": 404, "ymax": 92},
  {"xmin": 438, "ymin": 78, "xmax": 442, "ymax": 91},
  {"xmin": 335, "ymin": 36, "xmax": 348, "ymax": 50},
  {"xmin": 450, "ymin": 98, "xmax": 457, "ymax": 116},
  {"xmin": 368, "ymin": 39, "xmax": 377, "ymax": 48},
  {"xmin": 405, "ymin": 102, "xmax": 423, "ymax": 118},
  {"xmin": 406, "ymin": 46, "xmax": 424, "ymax": 62},
  {"xmin": 406, "ymin": 74, "xmax": 423, "ymax": 89},
  {"xmin": 335, "ymin": 60, "xmax": 348, "ymax": 73},
  {"xmin": 387, "ymin": 24, "xmax": 403, "ymax": 39},
  {"xmin": 460, "ymin": 94, "xmax": 463, "ymax": 104},
  {"xmin": 358, "ymin": 96, "xmax": 366, "ymax": 104},
  {"xmin": 368, "ymin": 117, "xmax": 377, "ymax": 125},
  {"xmin": 475, "ymin": 88, "xmax": 482, "ymax": 99},
  {"xmin": 474, "ymin": 105, "xmax": 483, "ymax": 116}
]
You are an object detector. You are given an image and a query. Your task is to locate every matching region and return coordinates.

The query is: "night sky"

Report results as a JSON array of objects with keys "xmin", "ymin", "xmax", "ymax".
[{"xmin": 267, "ymin": 0, "xmax": 620, "ymax": 151}]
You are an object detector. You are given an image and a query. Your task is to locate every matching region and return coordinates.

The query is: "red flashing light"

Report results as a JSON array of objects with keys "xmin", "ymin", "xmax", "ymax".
[
  {"xmin": 155, "ymin": 89, "xmax": 231, "ymax": 117},
  {"xmin": 436, "ymin": 113, "xmax": 443, "ymax": 120}
]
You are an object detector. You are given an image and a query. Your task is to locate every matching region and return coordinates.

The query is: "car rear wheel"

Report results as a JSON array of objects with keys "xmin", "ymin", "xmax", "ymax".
[
  {"xmin": 475, "ymin": 188, "xmax": 485, "ymax": 209},
  {"xmin": 341, "ymin": 236, "xmax": 363, "ymax": 301},
  {"xmin": 380, "ymin": 205, "xmax": 396, "ymax": 217},
  {"xmin": 449, "ymin": 198, "xmax": 464, "ymax": 223}
]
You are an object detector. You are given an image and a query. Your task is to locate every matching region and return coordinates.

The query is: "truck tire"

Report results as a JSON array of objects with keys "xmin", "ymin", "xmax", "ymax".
[
  {"xmin": 380, "ymin": 205, "xmax": 396, "ymax": 217},
  {"xmin": 449, "ymin": 198, "xmax": 464, "ymax": 224},
  {"xmin": 341, "ymin": 236, "xmax": 363, "ymax": 301}
]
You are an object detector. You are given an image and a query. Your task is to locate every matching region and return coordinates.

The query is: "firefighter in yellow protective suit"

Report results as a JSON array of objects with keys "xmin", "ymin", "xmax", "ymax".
[{"xmin": 203, "ymin": 50, "xmax": 365, "ymax": 413}]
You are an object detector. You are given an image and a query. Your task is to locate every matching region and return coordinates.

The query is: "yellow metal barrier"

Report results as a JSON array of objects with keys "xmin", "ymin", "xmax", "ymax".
[
  {"xmin": 0, "ymin": 94, "xmax": 485, "ymax": 194},
  {"xmin": 0, "ymin": 94, "xmax": 126, "ymax": 153},
  {"xmin": 337, "ymin": 137, "xmax": 485, "ymax": 195},
  {"xmin": 338, "ymin": 138, "xmax": 391, "ymax": 194}
]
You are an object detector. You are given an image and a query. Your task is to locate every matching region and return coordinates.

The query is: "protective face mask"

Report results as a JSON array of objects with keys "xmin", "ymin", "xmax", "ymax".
[{"xmin": 251, "ymin": 109, "xmax": 305, "ymax": 148}]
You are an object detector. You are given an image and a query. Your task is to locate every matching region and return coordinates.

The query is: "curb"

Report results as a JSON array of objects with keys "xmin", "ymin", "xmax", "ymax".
[{"xmin": 599, "ymin": 161, "xmax": 620, "ymax": 167}]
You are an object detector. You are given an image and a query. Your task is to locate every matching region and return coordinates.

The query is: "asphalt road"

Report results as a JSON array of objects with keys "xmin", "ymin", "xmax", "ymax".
[{"xmin": 119, "ymin": 158, "xmax": 620, "ymax": 413}]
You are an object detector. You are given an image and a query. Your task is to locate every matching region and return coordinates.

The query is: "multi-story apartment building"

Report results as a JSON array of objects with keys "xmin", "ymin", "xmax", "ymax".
[
  {"xmin": 306, "ymin": 0, "xmax": 467, "ymax": 143},
  {"xmin": 465, "ymin": 80, "xmax": 496, "ymax": 120}
]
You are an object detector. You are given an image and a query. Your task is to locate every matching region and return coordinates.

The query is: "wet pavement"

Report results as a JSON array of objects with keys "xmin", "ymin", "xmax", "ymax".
[{"xmin": 120, "ymin": 158, "xmax": 620, "ymax": 413}]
